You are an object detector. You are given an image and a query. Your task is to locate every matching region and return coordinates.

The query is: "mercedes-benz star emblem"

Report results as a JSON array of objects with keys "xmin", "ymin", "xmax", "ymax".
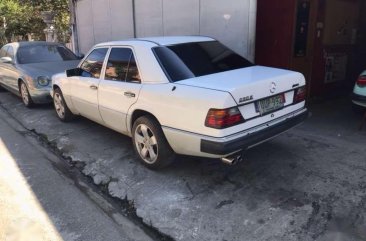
[{"xmin": 270, "ymin": 82, "xmax": 276, "ymax": 94}]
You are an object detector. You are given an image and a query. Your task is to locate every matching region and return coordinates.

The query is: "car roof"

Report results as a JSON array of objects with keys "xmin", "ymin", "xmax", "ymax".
[
  {"xmin": 95, "ymin": 36, "xmax": 215, "ymax": 47},
  {"xmin": 137, "ymin": 36, "xmax": 215, "ymax": 46},
  {"xmin": 4, "ymin": 41, "xmax": 62, "ymax": 48}
]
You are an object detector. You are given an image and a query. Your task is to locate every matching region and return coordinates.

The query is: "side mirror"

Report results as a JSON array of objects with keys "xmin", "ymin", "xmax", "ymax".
[
  {"xmin": 77, "ymin": 53, "xmax": 85, "ymax": 60},
  {"xmin": 66, "ymin": 67, "xmax": 83, "ymax": 77},
  {"xmin": 0, "ymin": 57, "xmax": 13, "ymax": 64}
]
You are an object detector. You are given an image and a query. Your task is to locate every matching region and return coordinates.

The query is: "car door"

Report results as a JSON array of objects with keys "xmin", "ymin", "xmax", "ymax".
[
  {"xmin": 0, "ymin": 45, "xmax": 9, "ymax": 87},
  {"xmin": 70, "ymin": 47, "xmax": 108, "ymax": 123},
  {"xmin": 0, "ymin": 45, "xmax": 18, "ymax": 91},
  {"xmin": 98, "ymin": 47, "xmax": 142, "ymax": 134},
  {"xmin": 4, "ymin": 46, "xmax": 19, "ymax": 91}
]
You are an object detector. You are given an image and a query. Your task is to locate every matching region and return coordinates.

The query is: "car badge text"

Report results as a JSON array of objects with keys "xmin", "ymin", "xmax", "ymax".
[{"xmin": 239, "ymin": 95, "xmax": 253, "ymax": 103}]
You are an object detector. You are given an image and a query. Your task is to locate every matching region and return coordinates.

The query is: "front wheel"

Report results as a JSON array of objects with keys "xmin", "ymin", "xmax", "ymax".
[
  {"xmin": 19, "ymin": 81, "xmax": 34, "ymax": 108},
  {"xmin": 132, "ymin": 116, "xmax": 175, "ymax": 169},
  {"xmin": 53, "ymin": 88, "xmax": 75, "ymax": 122}
]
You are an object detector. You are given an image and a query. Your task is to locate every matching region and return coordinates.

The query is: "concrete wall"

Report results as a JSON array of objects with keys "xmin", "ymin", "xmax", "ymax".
[{"xmin": 74, "ymin": 0, "xmax": 256, "ymax": 60}]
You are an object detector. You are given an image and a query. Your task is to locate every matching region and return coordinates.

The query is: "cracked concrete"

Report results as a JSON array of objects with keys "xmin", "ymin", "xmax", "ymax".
[{"xmin": 1, "ymin": 91, "xmax": 366, "ymax": 241}]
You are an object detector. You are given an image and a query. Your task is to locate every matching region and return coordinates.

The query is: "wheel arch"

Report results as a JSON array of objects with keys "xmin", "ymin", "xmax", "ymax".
[
  {"xmin": 17, "ymin": 78, "xmax": 24, "ymax": 89},
  {"xmin": 17, "ymin": 78, "xmax": 28, "ymax": 95},
  {"xmin": 129, "ymin": 109, "xmax": 161, "ymax": 133},
  {"xmin": 53, "ymin": 84, "xmax": 61, "ymax": 90}
]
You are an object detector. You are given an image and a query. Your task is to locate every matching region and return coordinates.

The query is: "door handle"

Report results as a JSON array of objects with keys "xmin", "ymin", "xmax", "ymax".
[
  {"xmin": 124, "ymin": 91, "xmax": 136, "ymax": 98},
  {"xmin": 90, "ymin": 85, "xmax": 98, "ymax": 90}
]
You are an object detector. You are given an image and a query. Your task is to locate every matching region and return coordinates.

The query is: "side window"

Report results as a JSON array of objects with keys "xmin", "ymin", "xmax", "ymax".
[
  {"xmin": 0, "ymin": 46, "xmax": 9, "ymax": 58},
  {"xmin": 105, "ymin": 48, "xmax": 132, "ymax": 81},
  {"xmin": 126, "ymin": 54, "xmax": 141, "ymax": 83},
  {"xmin": 6, "ymin": 46, "xmax": 14, "ymax": 59},
  {"xmin": 80, "ymin": 48, "xmax": 108, "ymax": 78}
]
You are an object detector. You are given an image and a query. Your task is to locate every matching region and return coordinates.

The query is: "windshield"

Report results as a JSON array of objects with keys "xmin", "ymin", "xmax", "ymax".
[
  {"xmin": 17, "ymin": 45, "xmax": 78, "ymax": 64},
  {"xmin": 153, "ymin": 41, "xmax": 253, "ymax": 82}
]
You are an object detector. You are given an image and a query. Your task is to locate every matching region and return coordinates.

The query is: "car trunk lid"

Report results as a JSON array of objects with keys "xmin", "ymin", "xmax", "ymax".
[{"xmin": 176, "ymin": 66, "xmax": 305, "ymax": 105}]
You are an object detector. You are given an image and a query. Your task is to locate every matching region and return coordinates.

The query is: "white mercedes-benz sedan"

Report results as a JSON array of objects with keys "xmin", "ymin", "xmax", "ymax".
[{"xmin": 51, "ymin": 36, "xmax": 308, "ymax": 169}]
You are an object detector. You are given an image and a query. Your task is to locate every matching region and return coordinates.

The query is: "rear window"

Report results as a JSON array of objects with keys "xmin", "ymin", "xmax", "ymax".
[{"xmin": 153, "ymin": 41, "xmax": 253, "ymax": 82}]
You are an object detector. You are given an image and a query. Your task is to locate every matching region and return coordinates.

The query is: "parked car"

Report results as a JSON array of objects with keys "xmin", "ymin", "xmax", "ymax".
[
  {"xmin": 352, "ymin": 70, "xmax": 366, "ymax": 111},
  {"xmin": 0, "ymin": 41, "xmax": 80, "ymax": 107},
  {"xmin": 51, "ymin": 36, "xmax": 308, "ymax": 169}
]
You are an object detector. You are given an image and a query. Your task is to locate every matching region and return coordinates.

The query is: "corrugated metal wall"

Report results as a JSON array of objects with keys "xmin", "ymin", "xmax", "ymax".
[{"xmin": 75, "ymin": 0, "xmax": 256, "ymax": 60}]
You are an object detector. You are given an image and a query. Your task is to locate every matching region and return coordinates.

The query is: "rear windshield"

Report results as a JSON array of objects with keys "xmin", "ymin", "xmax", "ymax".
[
  {"xmin": 153, "ymin": 41, "xmax": 253, "ymax": 82},
  {"xmin": 17, "ymin": 45, "xmax": 78, "ymax": 64}
]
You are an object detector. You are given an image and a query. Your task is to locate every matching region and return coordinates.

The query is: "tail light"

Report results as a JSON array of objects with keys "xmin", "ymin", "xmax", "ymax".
[
  {"xmin": 293, "ymin": 86, "xmax": 306, "ymax": 103},
  {"xmin": 205, "ymin": 107, "xmax": 244, "ymax": 129},
  {"xmin": 356, "ymin": 76, "xmax": 366, "ymax": 87}
]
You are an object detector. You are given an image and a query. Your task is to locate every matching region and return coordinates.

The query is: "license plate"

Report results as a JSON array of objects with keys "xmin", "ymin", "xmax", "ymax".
[{"xmin": 256, "ymin": 94, "xmax": 285, "ymax": 115}]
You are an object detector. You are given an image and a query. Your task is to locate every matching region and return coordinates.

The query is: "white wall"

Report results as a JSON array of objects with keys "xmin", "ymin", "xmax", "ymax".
[
  {"xmin": 75, "ymin": 0, "xmax": 256, "ymax": 60},
  {"xmin": 75, "ymin": 0, "xmax": 135, "ymax": 53}
]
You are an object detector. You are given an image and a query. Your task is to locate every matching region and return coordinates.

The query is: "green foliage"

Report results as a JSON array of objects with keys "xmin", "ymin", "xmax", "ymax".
[
  {"xmin": 0, "ymin": 0, "xmax": 33, "ymax": 44},
  {"xmin": 0, "ymin": 0, "xmax": 70, "ymax": 45}
]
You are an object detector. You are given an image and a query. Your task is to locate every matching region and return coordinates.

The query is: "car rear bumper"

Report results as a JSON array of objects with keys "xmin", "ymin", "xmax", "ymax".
[
  {"xmin": 352, "ymin": 93, "xmax": 366, "ymax": 107},
  {"xmin": 200, "ymin": 108, "xmax": 308, "ymax": 155},
  {"xmin": 162, "ymin": 108, "xmax": 308, "ymax": 158}
]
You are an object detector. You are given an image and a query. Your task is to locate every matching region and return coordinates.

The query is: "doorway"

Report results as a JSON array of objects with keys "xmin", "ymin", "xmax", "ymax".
[{"xmin": 256, "ymin": 0, "xmax": 363, "ymax": 98}]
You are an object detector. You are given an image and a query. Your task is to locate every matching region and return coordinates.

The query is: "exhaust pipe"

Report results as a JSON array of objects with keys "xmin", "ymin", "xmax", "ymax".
[{"xmin": 221, "ymin": 153, "xmax": 243, "ymax": 165}]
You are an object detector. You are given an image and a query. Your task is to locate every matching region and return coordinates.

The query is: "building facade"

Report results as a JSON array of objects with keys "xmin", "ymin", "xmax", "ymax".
[
  {"xmin": 70, "ymin": 0, "xmax": 365, "ymax": 97},
  {"xmin": 69, "ymin": 0, "xmax": 257, "ymax": 61}
]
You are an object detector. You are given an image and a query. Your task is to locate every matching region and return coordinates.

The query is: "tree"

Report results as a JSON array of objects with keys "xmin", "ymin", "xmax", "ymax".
[
  {"xmin": 0, "ymin": 0, "xmax": 33, "ymax": 44},
  {"xmin": 20, "ymin": 0, "xmax": 70, "ymax": 42},
  {"xmin": 0, "ymin": 0, "xmax": 70, "ymax": 45}
]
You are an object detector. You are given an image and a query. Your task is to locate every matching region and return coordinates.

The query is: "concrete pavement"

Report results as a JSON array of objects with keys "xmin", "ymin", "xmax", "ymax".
[
  {"xmin": 1, "ymin": 91, "xmax": 366, "ymax": 241},
  {"xmin": 0, "ymin": 102, "xmax": 153, "ymax": 241}
]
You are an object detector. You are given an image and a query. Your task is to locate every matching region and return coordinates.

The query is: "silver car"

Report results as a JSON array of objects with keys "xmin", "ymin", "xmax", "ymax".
[{"xmin": 0, "ymin": 41, "xmax": 80, "ymax": 107}]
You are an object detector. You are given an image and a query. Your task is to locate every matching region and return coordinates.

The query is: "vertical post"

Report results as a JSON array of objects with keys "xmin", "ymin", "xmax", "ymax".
[
  {"xmin": 132, "ymin": 0, "xmax": 137, "ymax": 38},
  {"xmin": 69, "ymin": 0, "xmax": 80, "ymax": 54},
  {"xmin": 248, "ymin": 0, "xmax": 257, "ymax": 62}
]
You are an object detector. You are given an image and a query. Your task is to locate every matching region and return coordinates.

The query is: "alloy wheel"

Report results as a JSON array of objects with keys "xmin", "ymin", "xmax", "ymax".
[
  {"xmin": 20, "ymin": 83, "xmax": 29, "ymax": 105},
  {"xmin": 54, "ymin": 92, "xmax": 65, "ymax": 119},
  {"xmin": 134, "ymin": 124, "xmax": 158, "ymax": 164}
]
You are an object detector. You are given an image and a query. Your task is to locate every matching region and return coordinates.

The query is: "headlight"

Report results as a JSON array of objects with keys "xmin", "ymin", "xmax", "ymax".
[{"xmin": 37, "ymin": 76, "xmax": 50, "ymax": 86}]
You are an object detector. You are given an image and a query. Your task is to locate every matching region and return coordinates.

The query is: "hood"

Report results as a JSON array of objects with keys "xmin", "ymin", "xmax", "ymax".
[{"xmin": 17, "ymin": 60, "xmax": 80, "ymax": 78}]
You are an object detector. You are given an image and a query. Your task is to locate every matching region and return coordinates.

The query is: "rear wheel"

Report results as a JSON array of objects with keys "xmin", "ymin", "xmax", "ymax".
[
  {"xmin": 19, "ymin": 81, "xmax": 34, "ymax": 108},
  {"xmin": 132, "ymin": 116, "xmax": 175, "ymax": 169},
  {"xmin": 53, "ymin": 88, "xmax": 75, "ymax": 122}
]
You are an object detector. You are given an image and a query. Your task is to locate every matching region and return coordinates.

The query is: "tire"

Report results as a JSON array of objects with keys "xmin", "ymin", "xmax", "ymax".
[
  {"xmin": 19, "ymin": 81, "xmax": 34, "ymax": 108},
  {"xmin": 53, "ymin": 88, "xmax": 75, "ymax": 122},
  {"xmin": 132, "ymin": 116, "xmax": 176, "ymax": 169}
]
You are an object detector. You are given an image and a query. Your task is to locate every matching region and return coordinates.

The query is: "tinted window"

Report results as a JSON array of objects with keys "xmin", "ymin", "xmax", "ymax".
[
  {"xmin": 153, "ymin": 41, "xmax": 253, "ymax": 82},
  {"xmin": 0, "ymin": 46, "xmax": 8, "ymax": 58},
  {"xmin": 17, "ymin": 45, "xmax": 78, "ymax": 64},
  {"xmin": 105, "ymin": 48, "xmax": 131, "ymax": 81},
  {"xmin": 104, "ymin": 48, "xmax": 141, "ymax": 83},
  {"xmin": 126, "ymin": 54, "xmax": 141, "ymax": 83},
  {"xmin": 6, "ymin": 46, "xmax": 14, "ymax": 59},
  {"xmin": 80, "ymin": 48, "xmax": 108, "ymax": 79}
]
